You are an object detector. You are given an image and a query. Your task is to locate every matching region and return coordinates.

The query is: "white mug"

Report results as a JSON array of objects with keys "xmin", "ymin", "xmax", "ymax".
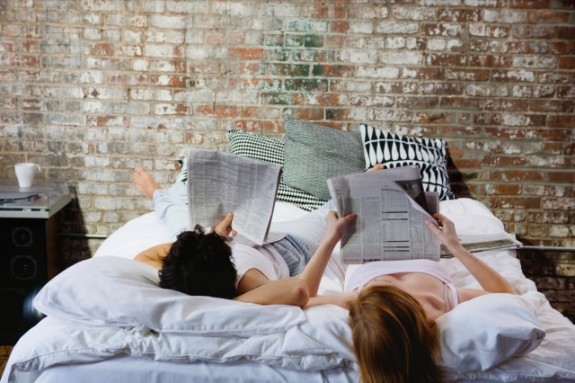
[{"xmin": 14, "ymin": 162, "xmax": 39, "ymax": 188}]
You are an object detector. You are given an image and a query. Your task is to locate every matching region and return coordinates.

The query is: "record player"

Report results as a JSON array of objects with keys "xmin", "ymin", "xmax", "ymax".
[{"xmin": 0, "ymin": 180, "xmax": 71, "ymax": 219}]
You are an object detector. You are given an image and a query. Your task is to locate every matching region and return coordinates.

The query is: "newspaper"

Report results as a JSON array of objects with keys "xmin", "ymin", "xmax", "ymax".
[
  {"xmin": 327, "ymin": 166, "xmax": 441, "ymax": 264},
  {"xmin": 441, "ymin": 233, "xmax": 523, "ymax": 257},
  {"xmin": 186, "ymin": 148, "xmax": 281, "ymax": 246}
]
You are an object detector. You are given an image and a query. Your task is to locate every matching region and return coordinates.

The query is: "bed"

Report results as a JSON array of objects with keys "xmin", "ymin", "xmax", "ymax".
[{"xmin": 2, "ymin": 119, "xmax": 575, "ymax": 383}]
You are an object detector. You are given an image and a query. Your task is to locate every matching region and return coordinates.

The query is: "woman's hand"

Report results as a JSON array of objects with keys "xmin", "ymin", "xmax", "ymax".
[
  {"xmin": 425, "ymin": 213, "xmax": 462, "ymax": 253},
  {"xmin": 324, "ymin": 211, "xmax": 357, "ymax": 244},
  {"xmin": 212, "ymin": 212, "xmax": 237, "ymax": 239}
]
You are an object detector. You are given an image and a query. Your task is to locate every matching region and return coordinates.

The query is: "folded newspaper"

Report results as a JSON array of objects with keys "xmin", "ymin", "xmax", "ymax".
[
  {"xmin": 186, "ymin": 148, "xmax": 281, "ymax": 246},
  {"xmin": 327, "ymin": 166, "xmax": 522, "ymax": 264},
  {"xmin": 441, "ymin": 233, "xmax": 522, "ymax": 258}
]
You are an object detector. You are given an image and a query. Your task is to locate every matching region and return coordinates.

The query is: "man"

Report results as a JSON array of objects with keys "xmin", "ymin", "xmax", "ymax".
[{"xmin": 132, "ymin": 165, "xmax": 356, "ymax": 308}]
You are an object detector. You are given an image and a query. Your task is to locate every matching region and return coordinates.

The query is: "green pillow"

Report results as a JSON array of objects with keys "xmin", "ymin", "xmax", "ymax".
[{"xmin": 283, "ymin": 115, "xmax": 365, "ymax": 200}]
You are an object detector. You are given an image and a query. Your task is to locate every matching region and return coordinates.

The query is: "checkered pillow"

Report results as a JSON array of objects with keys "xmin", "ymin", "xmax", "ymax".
[
  {"xmin": 228, "ymin": 129, "xmax": 325, "ymax": 211},
  {"xmin": 360, "ymin": 124, "xmax": 455, "ymax": 201}
]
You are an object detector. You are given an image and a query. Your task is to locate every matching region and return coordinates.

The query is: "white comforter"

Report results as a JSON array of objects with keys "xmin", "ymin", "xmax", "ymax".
[{"xmin": 2, "ymin": 199, "xmax": 575, "ymax": 383}]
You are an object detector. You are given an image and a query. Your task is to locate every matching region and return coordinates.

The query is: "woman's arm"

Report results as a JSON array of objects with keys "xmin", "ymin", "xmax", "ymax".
[
  {"xmin": 234, "ymin": 269, "xmax": 310, "ymax": 306},
  {"xmin": 305, "ymin": 292, "xmax": 357, "ymax": 309},
  {"xmin": 234, "ymin": 211, "xmax": 356, "ymax": 307},
  {"xmin": 426, "ymin": 213, "xmax": 517, "ymax": 295},
  {"xmin": 298, "ymin": 211, "xmax": 356, "ymax": 297}
]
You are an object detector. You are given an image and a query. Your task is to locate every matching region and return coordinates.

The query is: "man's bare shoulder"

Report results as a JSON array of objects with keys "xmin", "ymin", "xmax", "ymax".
[{"xmin": 134, "ymin": 243, "xmax": 172, "ymax": 270}]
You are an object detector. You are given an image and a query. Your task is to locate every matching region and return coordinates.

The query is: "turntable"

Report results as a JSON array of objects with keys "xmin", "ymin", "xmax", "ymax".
[{"xmin": 0, "ymin": 180, "xmax": 71, "ymax": 219}]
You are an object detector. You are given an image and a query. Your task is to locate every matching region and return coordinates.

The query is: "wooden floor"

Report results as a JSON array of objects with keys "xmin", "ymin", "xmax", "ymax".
[{"xmin": 0, "ymin": 346, "xmax": 12, "ymax": 377}]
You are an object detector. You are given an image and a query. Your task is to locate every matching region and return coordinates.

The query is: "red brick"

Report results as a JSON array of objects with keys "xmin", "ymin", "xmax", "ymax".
[
  {"xmin": 510, "ymin": 0, "xmax": 551, "ymax": 9},
  {"xmin": 330, "ymin": 20, "xmax": 349, "ymax": 34},
  {"xmin": 558, "ymin": 56, "xmax": 575, "ymax": 69},
  {"xmin": 484, "ymin": 170, "xmax": 545, "ymax": 182},
  {"xmin": 484, "ymin": 155, "xmax": 528, "ymax": 167},
  {"xmin": 528, "ymin": 9, "xmax": 571, "ymax": 24},
  {"xmin": 229, "ymin": 48, "xmax": 263, "ymax": 60},
  {"xmin": 529, "ymin": 99, "xmax": 574, "ymax": 113},
  {"xmin": 557, "ymin": 26, "xmax": 575, "ymax": 40},
  {"xmin": 547, "ymin": 171, "xmax": 575, "ymax": 184},
  {"xmin": 289, "ymin": 108, "xmax": 325, "ymax": 122},
  {"xmin": 485, "ymin": 183, "xmax": 523, "ymax": 195}
]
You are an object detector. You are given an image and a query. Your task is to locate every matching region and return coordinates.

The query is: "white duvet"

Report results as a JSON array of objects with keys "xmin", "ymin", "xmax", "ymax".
[{"xmin": 2, "ymin": 199, "xmax": 575, "ymax": 383}]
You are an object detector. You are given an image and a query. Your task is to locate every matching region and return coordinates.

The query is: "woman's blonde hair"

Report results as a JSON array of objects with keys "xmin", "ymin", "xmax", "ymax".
[{"xmin": 348, "ymin": 285, "xmax": 443, "ymax": 383}]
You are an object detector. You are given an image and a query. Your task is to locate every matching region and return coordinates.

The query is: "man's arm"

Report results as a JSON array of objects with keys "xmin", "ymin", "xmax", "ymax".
[{"xmin": 134, "ymin": 243, "xmax": 171, "ymax": 269}]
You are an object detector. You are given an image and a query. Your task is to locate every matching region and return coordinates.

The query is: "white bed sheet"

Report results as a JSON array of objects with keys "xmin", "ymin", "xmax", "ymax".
[{"xmin": 2, "ymin": 199, "xmax": 575, "ymax": 383}]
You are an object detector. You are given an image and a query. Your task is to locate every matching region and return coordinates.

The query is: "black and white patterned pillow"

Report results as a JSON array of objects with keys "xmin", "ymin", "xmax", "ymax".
[
  {"xmin": 228, "ymin": 129, "xmax": 326, "ymax": 211},
  {"xmin": 360, "ymin": 124, "xmax": 455, "ymax": 201}
]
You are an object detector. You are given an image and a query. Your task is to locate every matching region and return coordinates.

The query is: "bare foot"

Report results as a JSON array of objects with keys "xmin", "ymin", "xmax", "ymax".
[
  {"xmin": 368, "ymin": 163, "xmax": 386, "ymax": 172},
  {"xmin": 133, "ymin": 167, "xmax": 161, "ymax": 199}
]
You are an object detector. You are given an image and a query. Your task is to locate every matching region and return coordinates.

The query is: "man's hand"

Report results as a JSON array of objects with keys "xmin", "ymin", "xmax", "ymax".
[{"xmin": 212, "ymin": 212, "xmax": 237, "ymax": 239}]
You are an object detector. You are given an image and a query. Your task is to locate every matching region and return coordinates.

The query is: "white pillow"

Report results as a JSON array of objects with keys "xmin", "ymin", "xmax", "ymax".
[
  {"xmin": 94, "ymin": 202, "xmax": 307, "ymax": 260},
  {"xmin": 93, "ymin": 212, "xmax": 171, "ymax": 259},
  {"xmin": 437, "ymin": 293, "xmax": 546, "ymax": 372},
  {"xmin": 34, "ymin": 256, "xmax": 306, "ymax": 337}
]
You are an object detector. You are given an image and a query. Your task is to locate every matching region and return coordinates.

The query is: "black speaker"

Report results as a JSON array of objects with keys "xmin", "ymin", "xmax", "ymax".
[{"xmin": 0, "ymin": 217, "xmax": 58, "ymax": 344}]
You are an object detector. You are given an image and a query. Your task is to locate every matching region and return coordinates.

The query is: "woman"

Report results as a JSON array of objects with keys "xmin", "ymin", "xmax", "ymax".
[{"xmin": 345, "ymin": 213, "xmax": 517, "ymax": 383}]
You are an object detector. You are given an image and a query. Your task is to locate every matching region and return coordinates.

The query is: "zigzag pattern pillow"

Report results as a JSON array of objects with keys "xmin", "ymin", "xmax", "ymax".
[
  {"xmin": 360, "ymin": 124, "xmax": 455, "ymax": 201},
  {"xmin": 228, "ymin": 129, "xmax": 325, "ymax": 211}
]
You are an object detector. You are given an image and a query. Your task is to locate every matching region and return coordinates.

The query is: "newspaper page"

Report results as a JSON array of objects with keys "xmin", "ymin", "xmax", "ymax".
[
  {"xmin": 441, "ymin": 233, "xmax": 523, "ymax": 257},
  {"xmin": 327, "ymin": 166, "xmax": 441, "ymax": 264},
  {"xmin": 186, "ymin": 148, "xmax": 281, "ymax": 246}
]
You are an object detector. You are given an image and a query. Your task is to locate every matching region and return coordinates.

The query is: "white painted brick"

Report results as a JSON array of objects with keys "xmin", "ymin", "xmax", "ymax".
[
  {"xmin": 427, "ymin": 38, "xmax": 446, "ymax": 51},
  {"xmin": 376, "ymin": 21, "xmax": 419, "ymax": 34},
  {"xmin": 484, "ymin": 9, "xmax": 528, "ymax": 24},
  {"xmin": 392, "ymin": 6, "xmax": 438, "ymax": 21},
  {"xmin": 79, "ymin": 71, "xmax": 104, "ymax": 84},
  {"xmin": 380, "ymin": 51, "xmax": 422, "ymax": 65},
  {"xmin": 356, "ymin": 66, "xmax": 400, "ymax": 79},
  {"xmin": 123, "ymin": 30, "xmax": 143, "ymax": 44},
  {"xmin": 83, "ymin": 28, "xmax": 102, "ymax": 40},
  {"xmin": 174, "ymin": 89, "xmax": 216, "ymax": 104},
  {"xmin": 132, "ymin": 59, "xmax": 150, "ymax": 71},
  {"xmin": 340, "ymin": 49, "xmax": 378, "ymax": 64},
  {"xmin": 130, "ymin": 88, "xmax": 173, "ymax": 101},
  {"xmin": 349, "ymin": 20, "xmax": 375, "ymax": 34},
  {"xmin": 144, "ymin": 44, "xmax": 178, "ymax": 58}
]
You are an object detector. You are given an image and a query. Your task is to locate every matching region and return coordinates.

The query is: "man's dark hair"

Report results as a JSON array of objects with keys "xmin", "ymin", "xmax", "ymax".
[{"xmin": 159, "ymin": 225, "xmax": 238, "ymax": 299}]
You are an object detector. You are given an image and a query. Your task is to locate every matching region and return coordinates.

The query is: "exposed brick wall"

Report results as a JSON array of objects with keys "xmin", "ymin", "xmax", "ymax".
[
  {"xmin": 517, "ymin": 249, "xmax": 575, "ymax": 321},
  {"xmin": 0, "ymin": 1, "xmax": 573, "ymax": 313}
]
